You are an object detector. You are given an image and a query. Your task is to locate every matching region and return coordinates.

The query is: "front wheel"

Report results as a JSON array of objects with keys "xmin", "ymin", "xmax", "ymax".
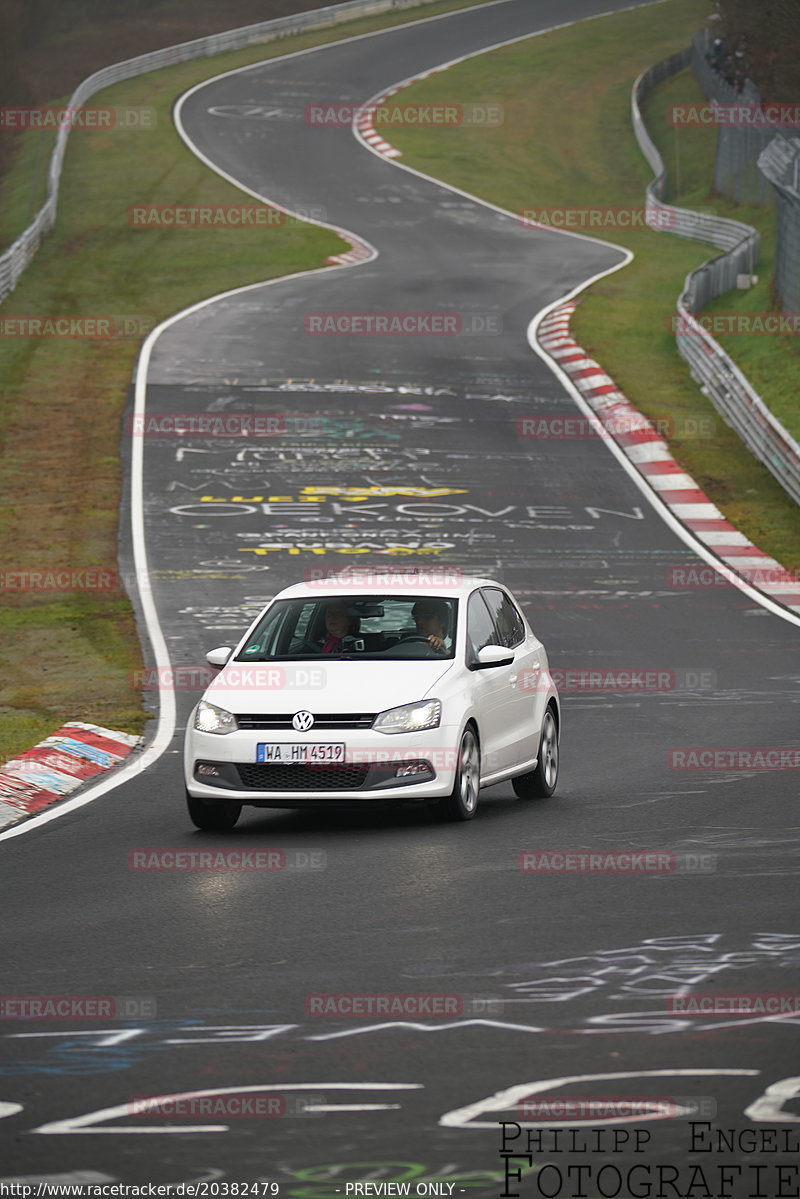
[
  {"xmin": 186, "ymin": 789, "xmax": 242, "ymax": 830},
  {"xmin": 438, "ymin": 728, "xmax": 480, "ymax": 821},
  {"xmin": 512, "ymin": 708, "xmax": 559, "ymax": 799}
]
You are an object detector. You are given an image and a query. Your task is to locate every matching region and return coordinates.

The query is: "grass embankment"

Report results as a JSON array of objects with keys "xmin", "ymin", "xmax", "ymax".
[
  {"xmin": 0, "ymin": 0, "xmax": 497, "ymax": 763},
  {"xmin": 375, "ymin": 0, "xmax": 800, "ymax": 570}
]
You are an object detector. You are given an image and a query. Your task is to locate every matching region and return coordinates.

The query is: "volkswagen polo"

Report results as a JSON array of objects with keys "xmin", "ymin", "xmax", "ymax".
[{"xmin": 183, "ymin": 574, "xmax": 559, "ymax": 827}]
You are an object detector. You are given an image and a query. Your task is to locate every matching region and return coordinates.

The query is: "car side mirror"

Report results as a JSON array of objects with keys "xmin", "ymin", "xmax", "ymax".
[
  {"xmin": 206, "ymin": 646, "xmax": 233, "ymax": 669},
  {"xmin": 473, "ymin": 644, "xmax": 514, "ymax": 669}
]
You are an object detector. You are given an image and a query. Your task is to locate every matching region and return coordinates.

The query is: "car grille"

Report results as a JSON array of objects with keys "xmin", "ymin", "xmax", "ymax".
[
  {"xmin": 236, "ymin": 713, "xmax": 376, "ymax": 730},
  {"xmin": 236, "ymin": 763, "xmax": 372, "ymax": 791}
]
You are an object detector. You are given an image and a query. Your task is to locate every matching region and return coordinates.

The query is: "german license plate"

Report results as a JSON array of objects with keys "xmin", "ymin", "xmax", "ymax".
[{"xmin": 256, "ymin": 743, "xmax": 345, "ymax": 764}]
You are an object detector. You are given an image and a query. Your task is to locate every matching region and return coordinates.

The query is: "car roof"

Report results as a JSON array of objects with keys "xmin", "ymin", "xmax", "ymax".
[{"xmin": 274, "ymin": 574, "xmax": 506, "ymax": 601}]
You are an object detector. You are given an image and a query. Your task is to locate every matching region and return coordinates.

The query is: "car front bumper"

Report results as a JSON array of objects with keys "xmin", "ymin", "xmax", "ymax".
[{"xmin": 184, "ymin": 723, "xmax": 463, "ymax": 804}]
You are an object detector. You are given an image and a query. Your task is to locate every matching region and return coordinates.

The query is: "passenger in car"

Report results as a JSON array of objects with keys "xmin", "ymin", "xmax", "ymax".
[{"xmin": 321, "ymin": 602, "xmax": 360, "ymax": 653}]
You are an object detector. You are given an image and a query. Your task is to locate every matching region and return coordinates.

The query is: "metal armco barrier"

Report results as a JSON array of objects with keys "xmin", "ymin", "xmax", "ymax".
[
  {"xmin": 0, "ymin": 0, "xmax": 439, "ymax": 304},
  {"xmin": 632, "ymin": 51, "xmax": 800, "ymax": 508}
]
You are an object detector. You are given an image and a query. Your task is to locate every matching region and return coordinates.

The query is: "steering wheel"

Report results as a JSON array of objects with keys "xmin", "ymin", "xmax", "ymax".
[
  {"xmin": 291, "ymin": 640, "xmax": 323, "ymax": 654},
  {"xmin": 398, "ymin": 634, "xmax": 434, "ymax": 644}
]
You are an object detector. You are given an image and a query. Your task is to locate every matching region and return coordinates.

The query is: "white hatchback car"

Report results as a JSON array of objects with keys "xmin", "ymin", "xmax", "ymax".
[{"xmin": 183, "ymin": 575, "xmax": 560, "ymax": 828}]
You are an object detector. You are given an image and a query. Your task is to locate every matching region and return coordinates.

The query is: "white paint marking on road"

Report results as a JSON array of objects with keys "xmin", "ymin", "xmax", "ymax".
[
  {"xmin": 32, "ymin": 1084, "xmax": 422, "ymax": 1135},
  {"xmin": 307, "ymin": 1018, "xmax": 546, "ymax": 1040},
  {"xmin": 439, "ymin": 1069, "xmax": 760, "ymax": 1129},
  {"xmin": 11, "ymin": 1029, "xmax": 146, "ymax": 1046},
  {"xmin": 744, "ymin": 1075, "xmax": 800, "ymax": 1123},
  {"xmin": 302, "ymin": 1103, "xmax": 403, "ymax": 1111}
]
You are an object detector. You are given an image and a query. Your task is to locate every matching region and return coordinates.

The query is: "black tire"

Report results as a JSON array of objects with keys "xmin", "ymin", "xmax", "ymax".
[
  {"xmin": 512, "ymin": 708, "xmax": 559, "ymax": 799},
  {"xmin": 186, "ymin": 789, "xmax": 242, "ymax": 830},
  {"xmin": 437, "ymin": 728, "xmax": 480, "ymax": 821}
]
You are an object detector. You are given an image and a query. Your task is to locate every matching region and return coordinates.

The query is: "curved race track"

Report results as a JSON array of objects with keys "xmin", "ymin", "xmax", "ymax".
[{"xmin": 1, "ymin": 0, "xmax": 799, "ymax": 1189}]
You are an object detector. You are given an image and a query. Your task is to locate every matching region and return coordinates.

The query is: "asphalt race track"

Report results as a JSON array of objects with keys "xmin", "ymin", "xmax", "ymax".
[{"xmin": 2, "ymin": 0, "xmax": 799, "ymax": 1192}]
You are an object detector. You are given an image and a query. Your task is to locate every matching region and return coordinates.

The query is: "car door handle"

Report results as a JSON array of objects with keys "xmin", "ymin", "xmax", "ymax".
[
  {"xmin": 512, "ymin": 661, "xmax": 540, "ymax": 689},
  {"xmin": 510, "ymin": 662, "xmax": 539, "ymax": 682}
]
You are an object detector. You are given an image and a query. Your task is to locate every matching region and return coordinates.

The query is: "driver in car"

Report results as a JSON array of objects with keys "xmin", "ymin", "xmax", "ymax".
[{"xmin": 411, "ymin": 600, "xmax": 451, "ymax": 653}]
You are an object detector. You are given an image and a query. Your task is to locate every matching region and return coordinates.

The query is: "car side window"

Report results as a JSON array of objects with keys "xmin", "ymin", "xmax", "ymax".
[
  {"xmin": 466, "ymin": 591, "xmax": 498, "ymax": 666},
  {"xmin": 481, "ymin": 588, "xmax": 525, "ymax": 649}
]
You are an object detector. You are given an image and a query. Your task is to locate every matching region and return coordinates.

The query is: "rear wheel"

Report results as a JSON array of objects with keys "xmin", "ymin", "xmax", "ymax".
[
  {"xmin": 438, "ymin": 728, "xmax": 480, "ymax": 821},
  {"xmin": 186, "ymin": 789, "xmax": 242, "ymax": 830},
  {"xmin": 512, "ymin": 708, "xmax": 559, "ymax": 799}
]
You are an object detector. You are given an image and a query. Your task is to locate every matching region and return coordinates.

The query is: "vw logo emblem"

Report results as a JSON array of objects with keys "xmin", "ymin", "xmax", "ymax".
[{"xmin": 292, "ymin": 710, "xmax": 314, "ymax": 732}]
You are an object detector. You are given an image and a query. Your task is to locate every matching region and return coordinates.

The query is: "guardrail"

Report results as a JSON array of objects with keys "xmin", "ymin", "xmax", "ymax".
[
  {"xmin": 0, "ymin": 0, "xmax": 439, "ymax": 304},
  {"xmin": 631, "ymin": 51, "xmax": 800, "ymax": 508}
]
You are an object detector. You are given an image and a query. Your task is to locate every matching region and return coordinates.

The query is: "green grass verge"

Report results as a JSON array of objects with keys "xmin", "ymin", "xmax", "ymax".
[
  {"xmin": 0, "ymin": 0, "xmax": 499, "ymax": 763},
  {"xmin": 375, "ymin": 0, "xmax": 800, "ymax": 571}
]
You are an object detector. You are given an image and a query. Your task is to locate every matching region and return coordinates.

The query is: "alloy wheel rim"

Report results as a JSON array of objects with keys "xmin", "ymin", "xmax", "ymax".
[
  {"xmin": 460, "ymin": 732, "xmax": 479, "ymax": 812},
  {"xmin": 541, "ymin": 713, "xmax": 558, "ymax": 787}
]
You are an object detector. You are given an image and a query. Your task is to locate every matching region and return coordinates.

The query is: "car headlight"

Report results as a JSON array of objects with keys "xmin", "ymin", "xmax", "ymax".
[
  {"xmin": 373, "ymin": 699, "xmax": 441, "ymax": 735},
  {"xmin": 194, "ymin": 700, "xmax": 238, "ymax": 735}
]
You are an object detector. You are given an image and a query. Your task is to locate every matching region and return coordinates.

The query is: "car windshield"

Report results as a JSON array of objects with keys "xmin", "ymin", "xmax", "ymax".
[{"xmin": 236, "ymin": 595, "xmax": 458, "ymax": 661}]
